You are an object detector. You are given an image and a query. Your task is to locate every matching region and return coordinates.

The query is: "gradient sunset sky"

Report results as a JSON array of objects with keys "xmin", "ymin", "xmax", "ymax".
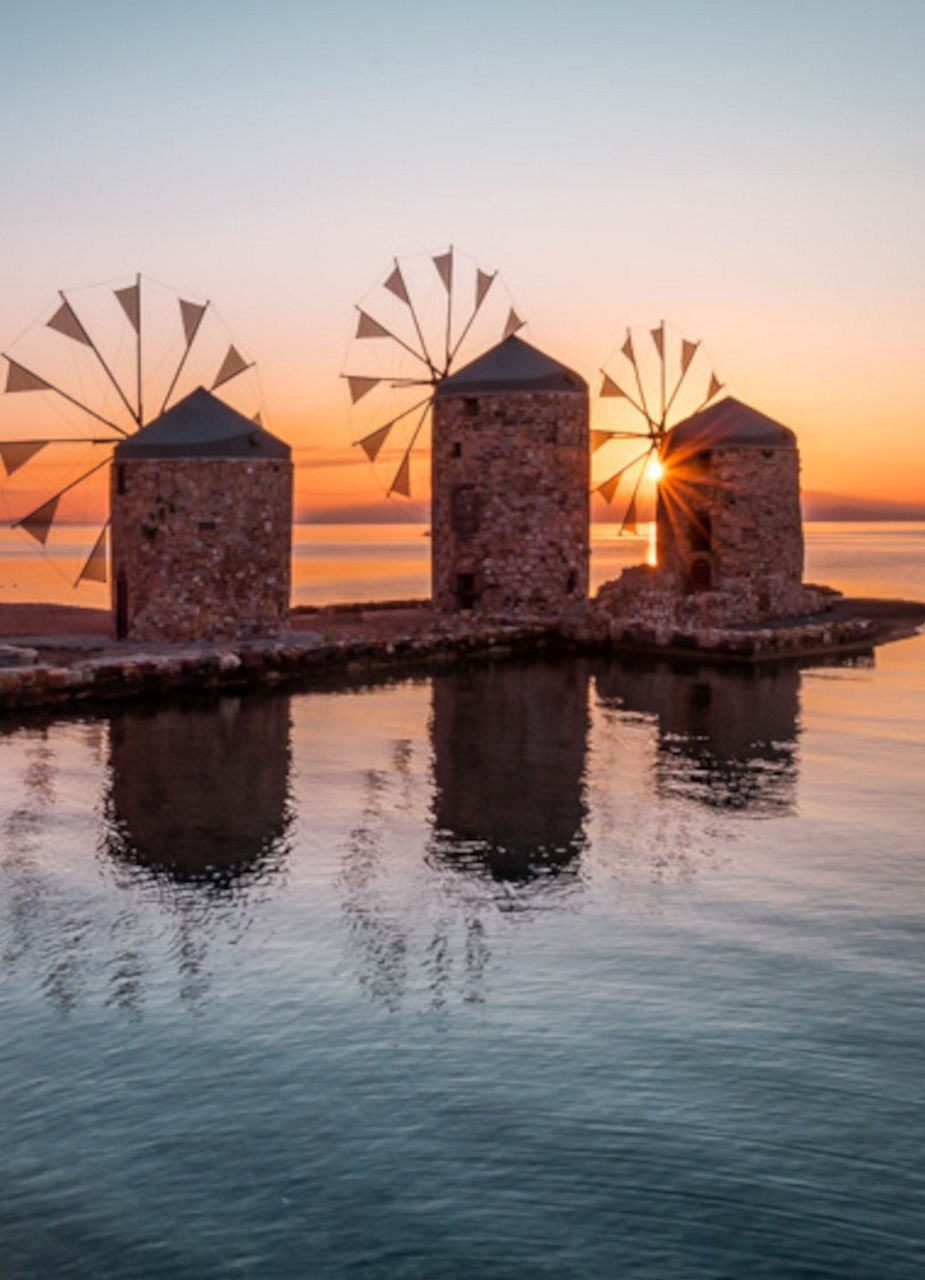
[{"xmin": 1, "ymin": 0, "xmax": 923, "ymax": 522}]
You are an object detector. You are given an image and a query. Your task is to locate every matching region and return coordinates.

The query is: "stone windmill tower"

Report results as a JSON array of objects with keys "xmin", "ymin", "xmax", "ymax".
[
  {"xmin": 431, "ymin": 334, "xmax": 589, "ymax": 615},
  {"xmin": 656, "ymin": 396, "xmax": 805, "ymax": 619},
  {"xmin": 110, "ymin": 387, "xmax": 292, "ymax": 642}
]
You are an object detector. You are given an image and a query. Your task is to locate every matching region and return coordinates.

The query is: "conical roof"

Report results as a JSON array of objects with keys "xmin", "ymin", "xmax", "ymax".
[
  {"xmin": 435, "ymin": 334, "xmax": 586, "ymax": 396},
  {"xmin": 114, "ymin": 387, "xmax": 290, "ymax": 459},
  {"xmin": 665, "ymin": 396, "xmax": 796, "ymax": 454}
]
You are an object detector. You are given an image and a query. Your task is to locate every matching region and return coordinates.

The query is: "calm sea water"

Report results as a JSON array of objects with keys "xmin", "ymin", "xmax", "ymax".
[
  {"xmin": 5, "ymin": 519, "xmax": 923, "ymax": 608},
  {"xmin": 1, "ymin": 527, "xmax": 924, "ymax": 1278}
]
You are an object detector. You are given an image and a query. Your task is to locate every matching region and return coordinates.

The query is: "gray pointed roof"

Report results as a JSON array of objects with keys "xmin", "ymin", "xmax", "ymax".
[
  {"xmin": 665, "ymin": 396, "xmax": 796, "ymax": 454},
  {"xmin": 114, "ymin": 387, "xmax": 290, "ymax": 459},
  {"xmin": 435, "ymin": 334, "xmax": 586, "ymax": 396}
]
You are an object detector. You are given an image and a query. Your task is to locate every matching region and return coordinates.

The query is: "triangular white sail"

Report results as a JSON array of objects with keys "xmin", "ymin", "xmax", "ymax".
[
  {"xmin": 212, "ymin": 345, "xmax": 250, "ymax": 390},
  {"xmin": 347, "ymin": 375, "xmax": 381, "ymax": 404},
  {"xmin": 680, "ymin": 339, "xmax": 699, "ymax": 374},
  {"xmin": 389, "ymin": 453, "xmax": 412, "ymax": 497},
  {"xmin": 179, "ymin": 298, "xmax": 208, "ymax": 345},
  {"xmin": 432, "ymin": 250, "xmax": 453, "ymax": 292},
  {"xmin": 590, "ymin": 430, "xmax": 614, "ymax": 453},
  {"xmin": 114, "ymin": 284, "xmax": 140, "ymax": 333},
  {"xmin": 357, "ymin": 423, "xmax": 392, "ymax": 462},
  {"xmin": 600, "ymin": 373, "xmax": 626, "ymax": 399},
  {"xmin": 475, "ymin": 269, "xmax": 495, "ymax": 310},
  {"xmin": 76, "ymin": 524, "xmax": 108, "ymax": 584},
  {"xmin": 598, "ymin": 474, "xmax": 620, "ymax": 504},
  {"xmin": 4, "ymin": 360, "xmax": 51, "ymax": 393},
  {"xmin": 503, "ymin": 308, "xmax": 524, "ymax": 339},
  {"xmin": 0, "ymin": 440, "xmax": 48, "ymax": 475},
  {"xmin": 18, "ymin": 495, "xmax": 60, "ymax": 545},
  {"xmin": 383, "ymin": 264, "xmax": 410, "ymax": 305},
  {"xmin": 47, "ymin": 300, "xmax": 91, "ymax": 346},
  {"xmin": 356, "ymin": 310, "xmax": 392, "ymax": 340}
]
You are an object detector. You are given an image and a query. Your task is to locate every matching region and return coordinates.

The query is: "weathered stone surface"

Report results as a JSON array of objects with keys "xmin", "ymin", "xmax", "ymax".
[
  {"xmin": 110, "ymin": 457, "xmax": 292, "ymax": 642},
  {"xmin": 432, "ymin": 389, "xmax": 589, "ymax": 615}
]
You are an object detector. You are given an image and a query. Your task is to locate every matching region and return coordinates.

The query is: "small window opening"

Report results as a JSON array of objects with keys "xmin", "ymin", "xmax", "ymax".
[
  {"xmin": 566, "ymin": 569, "xmax": 578, "ymax": 595},
  {"xmin": 451, "ymin": 441, "xmax": 462, "ymax": 458},
  {"xmin": 116, "ymin": 464, "xmax": 126, "ymax": 495},
  {"xmin": 690, "ymin": 511, "xmax": 712, "ymax": 553},
  {"xmin": 456, "ymin": 573, "xmax": 477, "ymax": 611},
  {"xmin": 464, "ymin": 398, "xmax": 478, "ymax": 416}
]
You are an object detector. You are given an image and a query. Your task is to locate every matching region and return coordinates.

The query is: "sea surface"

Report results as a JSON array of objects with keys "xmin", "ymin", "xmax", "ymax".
[{"xmin": 1, "ymin": 526, "xmax": 924, "ymax": 1278}]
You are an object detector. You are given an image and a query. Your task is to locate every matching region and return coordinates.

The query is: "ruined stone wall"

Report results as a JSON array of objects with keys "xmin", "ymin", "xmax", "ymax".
[
  {"xmin": 657, "ymin": 443, "xmax": 805, "ymax": 618},
  {"xmin": 432, "ymin": 389, "xmax": 589, "ymax": 615},
  {"xmin": 110, "ymin": 457, "xmax": 292, "ymax": 642}
]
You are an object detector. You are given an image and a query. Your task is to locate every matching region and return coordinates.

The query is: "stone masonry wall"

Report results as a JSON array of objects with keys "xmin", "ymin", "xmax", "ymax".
[
  {"xmin": 432, "ymin": 389, "xmax": 589, "ymax": 615},
  {"xmin": 110, "ymin": 457, "xmax": 292, "ymax": 642},
  {"xmin": 657, "ymin": 443, "xmax": 805, "ymax": 618}
]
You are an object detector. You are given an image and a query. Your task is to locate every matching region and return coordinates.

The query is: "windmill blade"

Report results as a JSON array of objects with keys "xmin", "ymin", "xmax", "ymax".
[
  {"xmin": 680, "ymin": 338, "xmax": 700, "ymax": 375},
  {"xmin": 114, "ymin": 283, "xmax": 140, "ymax": 333},
  {"xmin": 355, "ymin": 308, "xmax": 431, "ymax": 368},
  {"xmin": 503, "ymin": 308, "xmax": 525, "ymax": 339},
  {"xmin": 600, "ymin": 372, "xmax": 626, "ymax": 398},
  {"xmin": 49, "ymin": 292, "xmax": 139, "ymax": 425},
  {"xmin": 433, "ymin": 248, "xmax": 454, "ymax": 368},
  {"xmin": 600, "ymin": 370, "xmax": 648, "ymax": 420},
  {"xmin": 447, "ymin": 266, "xmax": 502, "ymax": 364},
  {"xmin": 16, "ymin": 494, "xmax": 60, "ymax": 545},
  {"xmin": 0, "ymin": 440, "xmax": 49, "ymax": 475},
  {"xmin": 212, "ymin": 344, "xmax": 253, "ymax": 391},
  {"xmin": 432, "ymin": 250, "xmax": 453, "ymax": 293},
  {"xmin": 159, "ymin": 297, "xmax": 211, "ymax": 415},
  {"xmin": 352, "ymin": 394, "xmax": 432, "ymax": 458},
  {"xmin": 664, "ymin": 336, "xmax": 703, "ymax": 419},
  {"xmin": 179, "ymin": 298, "xmax": 209, "ymax": 345},
  {"xmin": 389, "ymin": 453, "xmax": 412, "ymax": 498},
  {"xmin": 5, "ymin": 360, "xmax": 51, "ymax": 394},
  {"xmin": 383, "ymin": 262, "xmax": 411, "ymax": 305},
  {"xmin": 590, "ymin": 430, "xmax": 617, "ymax": 453},
  {"xmin": 356, "ymin": 423, "xmax": 393, "ymax": 462},
  {"xmin": 75, "ymin": 522, "xmax": 109, "ymax": 585},
  {"xmin": 13, "ymin": 454, "xmax": 113, "ymax": 545},
  {"xmin": 620, "ymin": 452, "xmax": 651, "ymax": 535},
  {"xmin": 475, "ymin": 269, "xmax": 496, "ymax": 310},
  {"xmin": 621, "ymin": 328, "xmax": 654, "ymax": 426},
  {"xmin": 47, "ymin": 298, "xmax": 92, "ymax": 346},
  {"xmin": 593, "ymin": 447, "xmax": 653, "ymax": 498},
  {"xmin": 597, "ymin": 473, "xmax": 620, "ymax": 505},
  {"xmin": 387, "ymin": 400, "xmax": 430, "ymax": 498},
  {"xmin": 655, "ymin": 321, "xmax": 667, "ymax": 422},
  {"xmin": 689, "ymin": 374, "xmax": 725, "ymax": 415},
  {"xmin": 346, "ymin": 375, "xmax": 383, "ymax": 404},
  {"xmin": 3, "ymin": 356, "xmax": 128, "ymax": 435}
]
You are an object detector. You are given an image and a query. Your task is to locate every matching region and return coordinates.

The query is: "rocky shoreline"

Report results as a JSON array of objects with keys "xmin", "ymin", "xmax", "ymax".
[{"xmin": 0, "ymin": 594, "xmax": 922, "ymax": 713}]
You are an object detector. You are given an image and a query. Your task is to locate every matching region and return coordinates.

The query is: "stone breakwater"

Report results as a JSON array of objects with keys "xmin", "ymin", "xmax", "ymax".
[
  {"xmin": 0, "ymin": 621, "xmax": 563, "ymax": 711},
  {"xmin": 0, "ymin": 597, "xmax": 921, "ymax": 713}
]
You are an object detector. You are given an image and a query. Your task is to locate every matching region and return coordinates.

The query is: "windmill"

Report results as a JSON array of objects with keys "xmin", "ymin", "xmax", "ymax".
[
  {"xmin": 343, "ymin": 246, "xmax": 524, "ymax": 502},
  {"xmin": 592, "ymin": 321, "xmax": 723, "ymax": 533},
  {"xmin": 0, "ymin": 275, "xmax": 260, "ymax": 587}
]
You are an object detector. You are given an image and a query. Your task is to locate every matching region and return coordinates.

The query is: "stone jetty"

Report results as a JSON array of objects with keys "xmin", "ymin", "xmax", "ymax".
[{"xmin": 0, "ymin": 595, "xmax": 922, "ymax": 713}]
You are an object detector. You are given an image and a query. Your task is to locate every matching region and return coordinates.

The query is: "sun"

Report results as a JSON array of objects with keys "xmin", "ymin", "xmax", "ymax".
[{"xmin": 645, "ymin": 456, "xmax": 664, "ymax": 483}]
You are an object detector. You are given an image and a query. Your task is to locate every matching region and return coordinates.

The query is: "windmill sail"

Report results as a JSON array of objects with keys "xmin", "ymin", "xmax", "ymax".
[
  {"xmin": 0, "ymin": 440, "xmax": 48, "ymax": 475},
  {"xmin": 75, "ymin": 523, "xmax": 108, "ymax": 584}
]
